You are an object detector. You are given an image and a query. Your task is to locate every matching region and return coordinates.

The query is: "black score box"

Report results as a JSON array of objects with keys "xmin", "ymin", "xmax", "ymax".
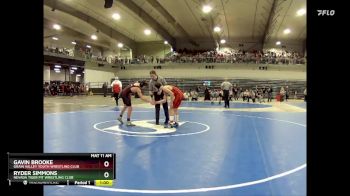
[{"xmin": 7, "ymin": 153, "xmax": 116, "ymax": 186}]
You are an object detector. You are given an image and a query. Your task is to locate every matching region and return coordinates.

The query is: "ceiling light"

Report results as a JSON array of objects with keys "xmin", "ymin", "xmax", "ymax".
[
  {"xmin": 118, "ymin": 43, "xmax": 123, "ymax": 48},
  {"xmin": 71, "ymin": 67, "xmax": 78, "ymax": 70},
  {"xmin": 91, "ymin": 35, "xmax": 98, "ymax": 40},
  {"xmin": 164, "ymin": 41, "xmax": 168, "ymax": 44},
  {"xmin": 54, "ymin": 65, "xmax": 61, "ymax": 68},
  {"xmin": 297, "ymin": 8, "xmax": 306, "ymax": 16},
  {"xmin": 283, "ymin": 28, "xmax": 291, "ymax": 34},
  {"xmin": 86, "ymin": 45, "xmax": 91, "ymax": 48},
  {"xmin": 214, "ymin": 26, "xmax": 221, "ymax": 32},
  {"xmin": 54, "ymin": 68, "xmax": 60, "ymax": 71},
  {"xmin": 77, "ymin": 74, "xmax": 81, "ymax": 77},
  {"xmin": 112, "ymin": 13, "xmax": 121, "ymax": 20},
  {"xmin": 220, "ymin": 39, "xmax": 226, "ymax": 44},
  {"xmin": 202, "ymin": 5, "xmax": 212, "ymax": 13},
  {"xmin": 52, "ymin": 37, "xmax": 58, "ymax": 40},
  {"xmin": 276, "ymin": 41, "xmax": 281, "ymax": 45},
  {"xmin": 53, "ymin": 24, "xmax": 61, "ymax": 30},
  {"xmin": 144, "ymin": 29, "xmax": 151, "ymax": 35},
  {"xmin": 71, "ymin": 41, "xmax": 76, "ymax": 45}
]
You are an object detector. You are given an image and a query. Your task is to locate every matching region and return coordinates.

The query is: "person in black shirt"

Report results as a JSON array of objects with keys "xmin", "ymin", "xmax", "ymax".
[
  {"xmin": 102, "ymin": 82, "xmax": 107, "ymax": 97},
  {"xmin": 267, "ymin": 87, "xmax": 273, "ymax": 102},
  {"xmin": 204, "ymin": 87, "xmax": 211, "ymax": 101},
  {"xmin": 117, "ymin": 81, "xmax": 153, "ymax": 126}
]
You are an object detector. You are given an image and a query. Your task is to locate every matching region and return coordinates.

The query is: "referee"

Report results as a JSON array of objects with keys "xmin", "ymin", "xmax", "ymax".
[
  {"xmin": 149, "ymin": 70, "xmax": 169, "ymax": 127},
  {"xmin": 221, "ymin": 80, "xmax": 233, "ymax": 108}
]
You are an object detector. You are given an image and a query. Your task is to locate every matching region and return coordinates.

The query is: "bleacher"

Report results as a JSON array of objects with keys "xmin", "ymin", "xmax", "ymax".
[{"xmin": 117, "ymin": 78, "xmax": 306, "ymax": 98}]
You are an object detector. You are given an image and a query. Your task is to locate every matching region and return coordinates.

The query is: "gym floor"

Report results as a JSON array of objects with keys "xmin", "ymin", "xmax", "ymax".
[{"xmin": 44, "ymin": 95, "xmax": 306, "ymax": 196}]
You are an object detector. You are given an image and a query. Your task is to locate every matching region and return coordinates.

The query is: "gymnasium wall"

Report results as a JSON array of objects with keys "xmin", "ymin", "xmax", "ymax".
[
  {"xmin": 49, "ymin": 70, "xmax": 77, "ymax": 82},
  {"xmin": 120, "ymin": 49, "xmax": 132, "ymax": 58},
  {"xmin": 84, "ymin": 61, "xmax": 116, "ymax": 84},
  {"xmin": 115, "ymin": 64, "xmax": 306, "ymax": 81},
  {"xmin": 44, "ymin": 32, "xmax": 77, "ymax": 50},
  {"xmin": 175, "ymin": 38, "xmax": 305, "ymax": 54},
  {"xmin": 264, "ymin": 39, "xmax": 305, "ymax": 54},
  {"xmin": 176, "ymin": 38, "xmax": 217, "ymax": 51},
  {"xmin": 135, "ymin": 41, "xmax": 172, "ymax": 58},
  {"xmin": 44, "ymin": 66, "xmax": 50, "ymax": 81},
  {"xmin": 44, "ymin": 65, "xmax": 82, "ymax": 82},
  {"xmin": 176, "ymin": 39, "xmax": 264, "ymax": 52}
]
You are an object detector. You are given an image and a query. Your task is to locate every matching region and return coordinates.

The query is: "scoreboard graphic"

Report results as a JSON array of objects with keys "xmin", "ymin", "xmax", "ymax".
[{"xmin": 7, "ymin": 153, "xmax": 116, "ymax": 186}]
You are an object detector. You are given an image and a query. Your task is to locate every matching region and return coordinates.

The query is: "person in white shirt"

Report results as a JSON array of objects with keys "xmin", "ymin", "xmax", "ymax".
[
  {"xmin": 183, "ymin": 91, "xmax": 190, "ymax": 101},
  {"xmin": 191, "ymin": 90, "xmax": 198, "ymax": 101},
  {"xmin": 280, "ymin": 87, "xmax": 286, "ymax": 102},
  {"xmin": 111, "ymin": 77, "xmax": 123, "ymax": 106},
  {"xmin": 85, "ymin": 83, "xmax": 90, "ymax": 96},
  {"xmin": 220, "ymin": 80, "xmax": 233, "ymax": 108}
]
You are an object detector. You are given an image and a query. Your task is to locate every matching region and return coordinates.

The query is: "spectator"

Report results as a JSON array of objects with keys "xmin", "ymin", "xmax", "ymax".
[
  {"xmin": 245, "ymin": 89, "xmax": 251, "ymax": 102},
  {"xmin": 233, "ymin": 86, "xmax": 238, "ymax": 100},
  {"xmin": 102, "ymin": 82, "xmax": 108, "ymax": 97},
  {"xmin": 204, "ymin": 87, "xmax": 211, "ymax": 101},
  {"xmin": 191, "ymin": 90, "xmax": 198, "ymax": 101},
  {"xmin": 250, "ymin": 89, "xmax": 256, "ymax": 103},
  {"xmin": 111, "ymin": 77, "xmax": 122, "ymax": 106},
  {"xmin": 85, "ymin": 83, "xmax": 90, "ymax": 96},
  {"xmin": 280, "ymin": 87, "xmax": 286, "ymax": 102},
  {"xmin": 70, "ymin": 83, "xmax": 75, "ymax": 96},
  {"xmin": 267, "ymin": 87, "xmax": 273, "ymax": 102},
  {"xmin": 218, "ymin": 89, "xmax": 223, "ymax": 104},
  {"xmin": 285, "ymin": 86, "xmax": 290, "ymax": 102},
  {"xmin": 183, "ymin": 91, "xmax": 190, "ymax": 101}
]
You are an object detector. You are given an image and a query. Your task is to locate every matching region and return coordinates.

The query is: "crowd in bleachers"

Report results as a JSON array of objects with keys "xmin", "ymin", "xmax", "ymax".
[
  {"xmin": 44, "ymin": 46, "xmax": 306, "ymax": 65},
  {"xmin": 44, "ymin": 46, "xmax": 134, "ymax": 64},
  {"xmin": 44, "ymin": 46, "xmax": 73, "ymax": 56},
  {"xmin": 43, "ymin": 81, "xmax": 87, "ymax": 96},
  {"xmin": 164, "ymin": 49, "xmax": 306, "ymax": 64},
  {"xmin": 43, "ymin": 79, "xmax": 306, "ymax": 102},
  {"xmin": 182, "ymin": 85, "xmax": 305, "ymax": 103},
  {"xmin": 118, "ymin": 77, "xmax": 306, "ymax": 102}
]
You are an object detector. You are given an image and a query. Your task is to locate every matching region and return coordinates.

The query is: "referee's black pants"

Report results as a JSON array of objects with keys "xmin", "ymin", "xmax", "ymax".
[
  {"xmin": 154, "ymin": 92, "xmax": 169, "ymax": 124},
  {"xmin": 223, "ymin": 90, "xmax": 230, "ymax": 108}
]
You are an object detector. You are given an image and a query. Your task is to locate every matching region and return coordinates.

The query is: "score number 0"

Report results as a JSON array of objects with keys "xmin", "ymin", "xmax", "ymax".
[{"xmin": 104, "ymin": 161, "xmax": 109, "ymax": 178}]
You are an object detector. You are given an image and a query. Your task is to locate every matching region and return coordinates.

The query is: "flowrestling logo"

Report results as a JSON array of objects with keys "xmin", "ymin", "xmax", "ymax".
[
  {"xmin": 317, "ymin": 10, "xmax": 335, "ymax": 16},
  {"xmin": 93, "ymin": 119, "xmax": 210, "ymax": 137}
]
